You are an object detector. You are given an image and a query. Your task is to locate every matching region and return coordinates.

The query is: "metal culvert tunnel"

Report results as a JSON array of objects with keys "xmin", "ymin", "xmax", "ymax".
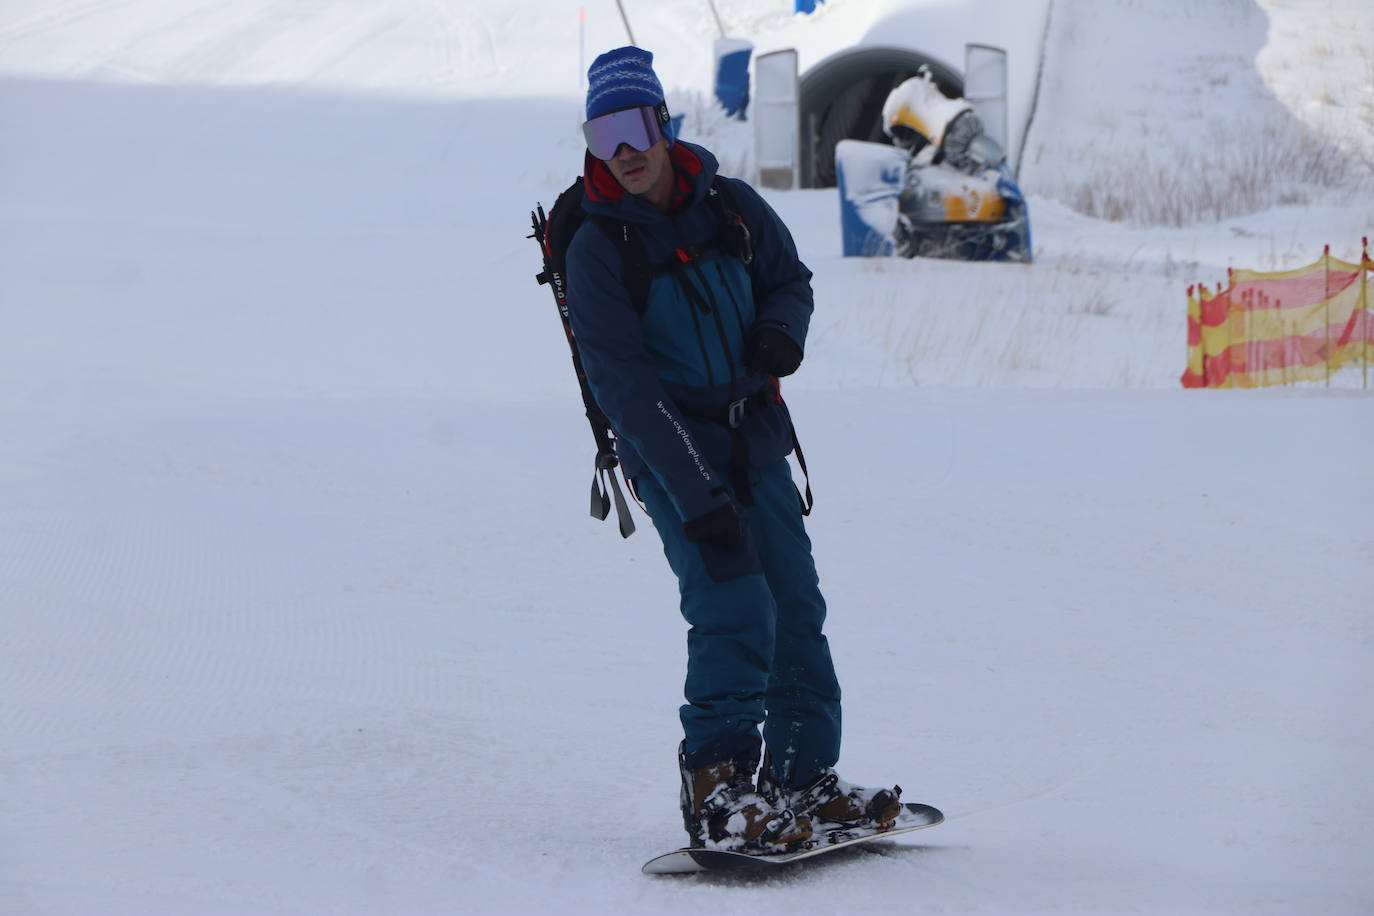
[{"xmin": 800, "ymin": 45, "xmax": 964, "ymax": 189}]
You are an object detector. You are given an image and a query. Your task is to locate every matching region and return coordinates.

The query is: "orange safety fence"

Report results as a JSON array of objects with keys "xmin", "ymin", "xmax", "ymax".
[{"xmin": 1181, "ymin": 238, "xmax": 1373, "ymax": 388}]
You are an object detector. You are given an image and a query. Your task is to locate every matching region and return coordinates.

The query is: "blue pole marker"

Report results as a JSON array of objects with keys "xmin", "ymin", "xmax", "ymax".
[{"xmin": 713, "ymin": 38, "xmax": 753, "ymax": 120}]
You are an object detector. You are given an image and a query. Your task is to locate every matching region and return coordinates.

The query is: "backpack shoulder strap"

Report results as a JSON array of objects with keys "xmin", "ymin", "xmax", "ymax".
[
  {"xmin": 588, "ymin": 215, "xmax": 653, "ymax": 315},
  {"xmin": 706, "ymin": 176, "xmax": 754, "ymax": 268},
  {"xmin": 708, "ymin": 174, "xmax": 738, "ymax": 213},
  {"xmin": 540, "ymin": 177, "xmax": 586, "ymax": 261}
]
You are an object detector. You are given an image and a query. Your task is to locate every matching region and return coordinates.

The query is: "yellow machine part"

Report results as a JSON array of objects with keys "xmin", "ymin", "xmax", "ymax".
[
  {"xmin": 944, "ymin": 186, "xmax": 1007, "ymax": 222},
  {"xmin": 889, "ymin": 103, "xmax": 935, "ymax": 146}
]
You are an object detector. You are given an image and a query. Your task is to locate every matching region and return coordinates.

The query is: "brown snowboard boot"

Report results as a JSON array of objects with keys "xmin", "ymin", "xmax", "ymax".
[
  {"xmin": 762, "ymin": 762, "xmax": 903, "ymax": 830},
  {"xmin": 678, "ymin": 744, "xmax": 812, "ymax": 851}
]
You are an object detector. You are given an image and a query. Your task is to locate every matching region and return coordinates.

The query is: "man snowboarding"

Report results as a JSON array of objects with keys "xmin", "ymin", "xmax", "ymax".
[{"xmin": 565, "ymin": 46, "xmax": 902, "ymax": 853}]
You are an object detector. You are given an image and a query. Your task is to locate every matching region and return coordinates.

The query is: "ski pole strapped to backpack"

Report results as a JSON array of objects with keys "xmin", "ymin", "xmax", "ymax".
[{"xmin": 531, "ymin": 178, "xmax": 636, "ymax": 538}]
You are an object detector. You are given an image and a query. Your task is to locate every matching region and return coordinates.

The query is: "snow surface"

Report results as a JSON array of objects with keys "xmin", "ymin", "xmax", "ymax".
[{"xmin": 1, "ymin": 1, "xmax": 1371, "ymax": 914}]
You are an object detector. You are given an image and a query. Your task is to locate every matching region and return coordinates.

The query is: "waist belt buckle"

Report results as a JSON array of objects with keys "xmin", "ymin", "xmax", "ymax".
[{"xmin": 727, "ymin": 397, "xmax": 748, "ymax": 429}]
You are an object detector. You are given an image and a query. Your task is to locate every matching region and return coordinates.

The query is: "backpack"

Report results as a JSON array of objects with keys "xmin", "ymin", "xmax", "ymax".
[{"xmin": 529, "ymin": 175, "xmax": 755, "ymax": 538}]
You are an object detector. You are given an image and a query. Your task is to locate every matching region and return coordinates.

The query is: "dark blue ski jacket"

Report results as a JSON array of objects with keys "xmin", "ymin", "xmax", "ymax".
[{"xmin": 566, "ymin": 141, "xmax": 813, "ymax": 524}]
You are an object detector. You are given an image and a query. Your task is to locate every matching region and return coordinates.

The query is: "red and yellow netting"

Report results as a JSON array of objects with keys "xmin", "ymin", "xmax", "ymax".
[{"xmin": 1181, "ymin": 242, "xmax": 1373, "ymax": 388}]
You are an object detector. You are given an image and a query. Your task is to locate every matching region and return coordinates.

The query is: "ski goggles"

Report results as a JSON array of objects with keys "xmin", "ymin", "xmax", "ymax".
[{"xmin": 582, "ymin": 102, "xmax": 671, "ymax": 160}]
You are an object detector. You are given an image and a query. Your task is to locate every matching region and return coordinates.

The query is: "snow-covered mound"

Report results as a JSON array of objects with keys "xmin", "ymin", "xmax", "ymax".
[{"xmin": 1021, "ymin": 0, "xmax": 1372, "ymax": 227}]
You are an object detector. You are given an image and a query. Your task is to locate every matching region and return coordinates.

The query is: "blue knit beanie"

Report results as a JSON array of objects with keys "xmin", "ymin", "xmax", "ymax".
[{"xmin": 586, "ymin": 46, "xmax": 676, "ymax": 143}]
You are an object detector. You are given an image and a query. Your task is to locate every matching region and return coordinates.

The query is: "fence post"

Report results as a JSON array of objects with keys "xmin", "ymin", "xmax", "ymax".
[
  {"xmin": 1186, "ymin": 284, "xmax": 1197, "ymax": 387},
  {"xmin": 1278, "ymin": 296, "xmax": 1289, "ymax": 387},
  {"xmin": 1196, "ymin": 282, "xmax": 1206, "ymax": 387},
  {"xmin": 1238, "ymin": 280, "xmax": 1247, "ymax": 387},
  {"xmin": 1225, "ymin": 284, "xmax": 1236, "ymax": 390},
  {"xmin": 1324, "ymin": 244, "xmax": 1332, "ymax": 387},
  {"xmin": 1363, "ymin": 237, "xmax": 1369, "ymax": 391}
]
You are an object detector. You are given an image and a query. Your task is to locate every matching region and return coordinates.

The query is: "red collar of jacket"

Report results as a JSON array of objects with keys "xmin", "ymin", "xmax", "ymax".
[{"xmin": 583, "ymin": 142, "xmax": 704, "ymax": 212}]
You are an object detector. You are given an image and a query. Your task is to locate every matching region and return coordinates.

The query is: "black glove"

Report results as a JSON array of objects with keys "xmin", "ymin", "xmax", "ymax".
[
  {"xmin": 744, "ymin": 325, "xmax": 803, "ymax": 378},
  {"xmin": 683, "ymin": 501, "xmax": 748, "ymax": 551}
]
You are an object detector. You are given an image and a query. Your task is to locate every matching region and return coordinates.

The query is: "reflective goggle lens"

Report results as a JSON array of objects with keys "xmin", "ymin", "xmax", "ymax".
[{"xmin": 582, "ymin": 105, "xmax": 664, "ymax": 160}]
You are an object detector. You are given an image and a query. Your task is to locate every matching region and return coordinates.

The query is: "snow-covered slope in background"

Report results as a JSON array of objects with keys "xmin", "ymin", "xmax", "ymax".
[
  {"xmin": 1, "ymin": 2, "xmax": 1371, "ymax": 914},
  {"xmin": 1022, "ymin": 0, "xmax": 1371, "ymax": 227}
]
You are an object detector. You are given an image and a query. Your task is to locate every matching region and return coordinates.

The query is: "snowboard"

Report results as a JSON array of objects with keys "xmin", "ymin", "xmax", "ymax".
[{"xmin": 642, "ymin": 802, "xmax": 943, "ymax": 875}]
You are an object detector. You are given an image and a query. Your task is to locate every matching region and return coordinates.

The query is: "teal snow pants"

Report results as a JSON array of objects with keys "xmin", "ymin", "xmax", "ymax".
[{"xmin": 635, "ymin": 458, "xmax": 842, "ymax": 789}]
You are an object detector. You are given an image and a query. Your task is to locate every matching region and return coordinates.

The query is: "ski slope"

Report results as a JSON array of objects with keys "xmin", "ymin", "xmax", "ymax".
[{"xmin": 1, "ymin": 1, "xmax": 1371, "ymax": 914}]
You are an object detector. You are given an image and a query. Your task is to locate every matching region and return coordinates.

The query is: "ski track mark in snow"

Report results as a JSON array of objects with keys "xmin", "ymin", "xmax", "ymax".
[
  {"xmin": 155, "ymin": 2, "xmax": 323, "ymax": 86},
  {"xmin": 0, "ymin": 0, "xmax": 504, "ymax": 89},
  {"xmin": 0, "ymin": 0, "xmax": 131, "ymax": 47},
  {"xmin": 425, "ymin": 0, "xmax": 499, "ymax": 83}
]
